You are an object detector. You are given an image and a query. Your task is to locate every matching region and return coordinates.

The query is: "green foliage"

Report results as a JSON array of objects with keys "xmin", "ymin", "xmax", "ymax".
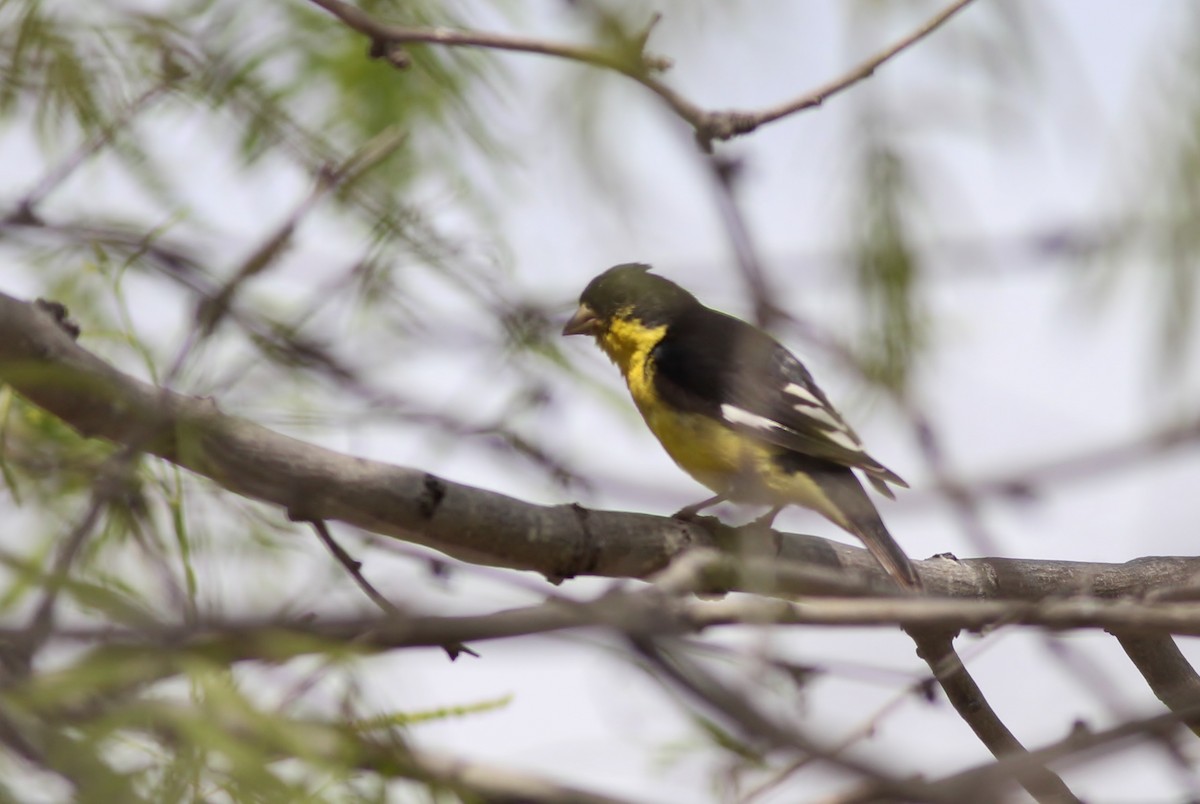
[
  {"xmin": 349, "ymin": 693, "xmax": 512, "ymax": 731},
  {"xmin": 850, "ymin": 133, "xmax": 928, "ymax": 392},
  {"xmin": 4, "ymin": 637, "xmax": 502, "ymax": 801},
  {"xmin": 691, "ymin": 714, "xmax": 767, "ymax": 765},
  {"xmin": 1106, "ymin": 4, "xmax": 1200, "ymax": 374},
  {"xmin": 283, "ymin": 0, "xmax": 508, "ymax": 188},
  {"xmin": 0, "ymin": 0, "xmax": 103, "ymax": 137},
  {"xmin": 0, "ymin": 393, "xmax": 117, "ymax": 502}
]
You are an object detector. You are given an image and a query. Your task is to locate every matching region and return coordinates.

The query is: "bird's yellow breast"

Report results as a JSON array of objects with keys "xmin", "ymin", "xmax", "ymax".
[
  {"xmin": 595, "ymin": 314, "xmax": 845, "ymax": 520},
  {"xmin": 598, "ymin": 316, "xmax": 770, "ymax": 496}
]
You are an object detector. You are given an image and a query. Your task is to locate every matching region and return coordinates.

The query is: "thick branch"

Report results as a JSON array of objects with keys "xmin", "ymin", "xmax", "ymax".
[
  {"xmin": 0, "ymin": 291, "xmax": 697, "ymax": 582},
  {"xmin": 3, "ymin": 291, "xmax": 1200, "ymax": 597}
]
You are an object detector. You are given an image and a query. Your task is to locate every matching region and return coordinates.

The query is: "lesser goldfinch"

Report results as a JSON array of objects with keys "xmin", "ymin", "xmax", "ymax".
[{"xmin": 563, "ymin": 263, "xmax": 921, "ymax": 589}]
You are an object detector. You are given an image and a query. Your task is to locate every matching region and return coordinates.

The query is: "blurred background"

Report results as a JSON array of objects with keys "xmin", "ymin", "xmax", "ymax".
[{"xmin": 2, "ymin": 0, "xmax": 1200, "ymax": 801}]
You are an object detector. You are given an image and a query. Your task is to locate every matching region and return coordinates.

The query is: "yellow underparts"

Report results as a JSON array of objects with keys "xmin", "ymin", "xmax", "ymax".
[{"xmin": 596, "ymin": 314, "xmax": 848, "ymax": 528}]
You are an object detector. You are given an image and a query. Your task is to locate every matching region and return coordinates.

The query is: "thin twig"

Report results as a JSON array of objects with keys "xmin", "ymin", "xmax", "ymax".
[
  {"xmin": 28, "ymin": 589, "xmax": 1200, "ymax": 655},
  {"xmin": 307, "ymin": 518, "xmax": 478, "ymax": 659},
  {"xmin": 746, "ymin": 0, "xmax": 976, "ymax": 129},
  {"xmin": 905, "ymin": 628, "xmax": 1080, "ymax": 803},
  {"xmin": 309, "ymin": 519, "xmax": 403, "ymax": 615},
  {"xmin": 302, "ymin": 0, "xmax": 976, "ymax": 150},
  {"xmin": 1115, "ymin": 632, "xmax": 1200, "ymax": 739},
  {"xmin": 883, "ymin": 704, "xmax": 1200, "ymax": 804},
  {"xmin": 304, "ymin": 0, "xmax": 670, "ymax": 73},
  {"xmin": 920, "ymin": 415, "xmax": 1200, "ymax": 506},
  {"xmin": 191, "ymin": 125, "xmax": 407, "ymax": 341},
  {"xmin": 703, "ymin": 154, "xmax": 778, "ymax": 328},
  {"xmin": 18, "ymin": 445, "xmax": 144, "ymax": 673},
  {"xmin": 629, "ymin": 636, "xmax": 915, "ymax": 793},
  {"xmin": 7, "ymin": 82, "xmax": 173, "ymax": 224}
]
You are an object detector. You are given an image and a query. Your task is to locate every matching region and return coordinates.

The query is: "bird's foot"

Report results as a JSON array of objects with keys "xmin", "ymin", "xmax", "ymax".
[
  {"xmin": 672, "ymin": 494, "xmax": 726, "ymax": 521},
  {"xmin": 672, "ymin": 504, "xmax": 706, "ymax": 522}
]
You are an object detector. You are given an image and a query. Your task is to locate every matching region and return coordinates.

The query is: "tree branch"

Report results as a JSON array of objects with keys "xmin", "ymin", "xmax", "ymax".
[
  {"xmin": 906, "ymin": 629, "xmax": 1080, "ymax": 803},
  {"xmin": 4, "ymin": 290, "xmax": 1200, "ymax": 599},
  {"xmin": 29, "ymin": 584, "xmax": 1200, "ymax": 672},
  {"xmin": 1114, "ymin": 632, "xmax": 1200, "ymax": 739},
  {"xmin": 192, "ymin": 126, "xmax": 408, "ymax": 339},
  {"xmin": 0, "ymin": 290, "xmax": 698, "ymax": 582},
  {"xmin": 7, "ymin": 81, "xmax": 174, "ymax": 226},
  {"xmin": 301, "ymin": 0, "xmax": 975, "ymax": 150},
  {"xmin": 745, "ymin": 0, "xmax": 976, "ymax": 128},
  {"xmin": 901, "ymin": 704, "xmax": 1200, "ymax": 804},
  {"xmin": 921, "ymin": 415, "xmax": 1200, "ymax": 505},
  {"xmin": 305, "ymin": 518, "xmax": 478, "ymax": 660},
  {"xmin": 629, "ymin": 637, "xmax": 921, "ymax": 796},
  {"xmin": 832, "ymin": 644, "xmax": 1200, "ymax": 801}
]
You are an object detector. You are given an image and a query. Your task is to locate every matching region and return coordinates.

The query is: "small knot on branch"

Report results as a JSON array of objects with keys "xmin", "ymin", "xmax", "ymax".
[
  {"xmin": 368, "ymin": 39, "xmax": 412, "ymax": 70},
  {"xmin": 709, "ymin": 111, "xmax": 760, "ymax": 141},
  {"xmin": 633, "ymin": 13, "xmax": 672, "ymax": 73},
  {"xmin": 642, "ymin": 53, "xmax": 673, "ymax": 72},
  {"xmin": 33, "ymin": 299, "xmax": 81, "ymax": 340}
]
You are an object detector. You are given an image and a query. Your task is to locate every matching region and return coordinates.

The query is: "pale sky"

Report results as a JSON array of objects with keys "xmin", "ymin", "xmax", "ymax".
[
  {"xmin": 396, "ymin": 3, "xmax": 1200, "ymax": 801},
  {"xmin": 4, "ymin": 1, "xmax": 1200, "ymax": 801}
]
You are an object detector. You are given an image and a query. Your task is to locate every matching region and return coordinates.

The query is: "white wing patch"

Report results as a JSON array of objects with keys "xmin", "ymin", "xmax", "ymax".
[
  {"xmin": 720, "ymin": 404, "xmax": 782, "ymax": 433},
  {"xmin": 784, "ymin": 383, "xmax": 862, "ymax": 444},
  {"xmin": 821, "ymin": 425, "xmax": 863, "ymax": 451},
  {"xmin": 723, "ymin": 402, "xmax": 864, "ymax": 454},
  {"xmin": 783, "ymin": 382, "xmax": 822, "ymax": 407}
]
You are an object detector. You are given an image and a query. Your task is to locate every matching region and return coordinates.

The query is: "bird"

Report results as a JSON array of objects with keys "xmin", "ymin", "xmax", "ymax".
[{"xmin": 562, "ymin": 263, "xmax": 921, "ymax": 589}]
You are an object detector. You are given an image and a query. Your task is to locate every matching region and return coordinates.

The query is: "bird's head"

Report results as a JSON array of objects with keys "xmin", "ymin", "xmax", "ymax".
[{"xmin": 562, "ymin": 263, "xmax": 697, "ymax": 339}]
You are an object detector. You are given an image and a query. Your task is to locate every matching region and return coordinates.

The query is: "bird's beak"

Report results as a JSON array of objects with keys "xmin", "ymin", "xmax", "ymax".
[{"xmin": 562, "ymin": 303, "xmax": 601, "ymax": 336}]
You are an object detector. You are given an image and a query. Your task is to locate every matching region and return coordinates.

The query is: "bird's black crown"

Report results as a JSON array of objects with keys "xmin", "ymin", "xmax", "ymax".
[{"xmin": 579, "ymin": 263, "xmax": 697, "ymax": 326}]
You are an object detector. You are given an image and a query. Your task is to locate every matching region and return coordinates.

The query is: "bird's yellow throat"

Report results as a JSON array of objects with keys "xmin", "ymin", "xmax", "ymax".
[{"xmin": 596, "ymin": 314, "xmax": 667, "ymax": 381}]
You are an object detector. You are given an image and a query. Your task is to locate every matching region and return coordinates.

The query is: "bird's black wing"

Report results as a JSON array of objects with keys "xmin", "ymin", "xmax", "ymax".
[{"xmin": 650, "ymin": 305, "xmax": 907, "ymax": 495}]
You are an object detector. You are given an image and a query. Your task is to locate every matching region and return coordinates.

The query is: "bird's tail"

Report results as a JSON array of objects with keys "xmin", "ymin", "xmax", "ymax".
[
  {"xmin": 811, "ymin": 466, "xmax": 922, "ymax": 590},
  {"xmin": 849, "ymin": 513, "xmax": 922, "ymax": 590}
]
